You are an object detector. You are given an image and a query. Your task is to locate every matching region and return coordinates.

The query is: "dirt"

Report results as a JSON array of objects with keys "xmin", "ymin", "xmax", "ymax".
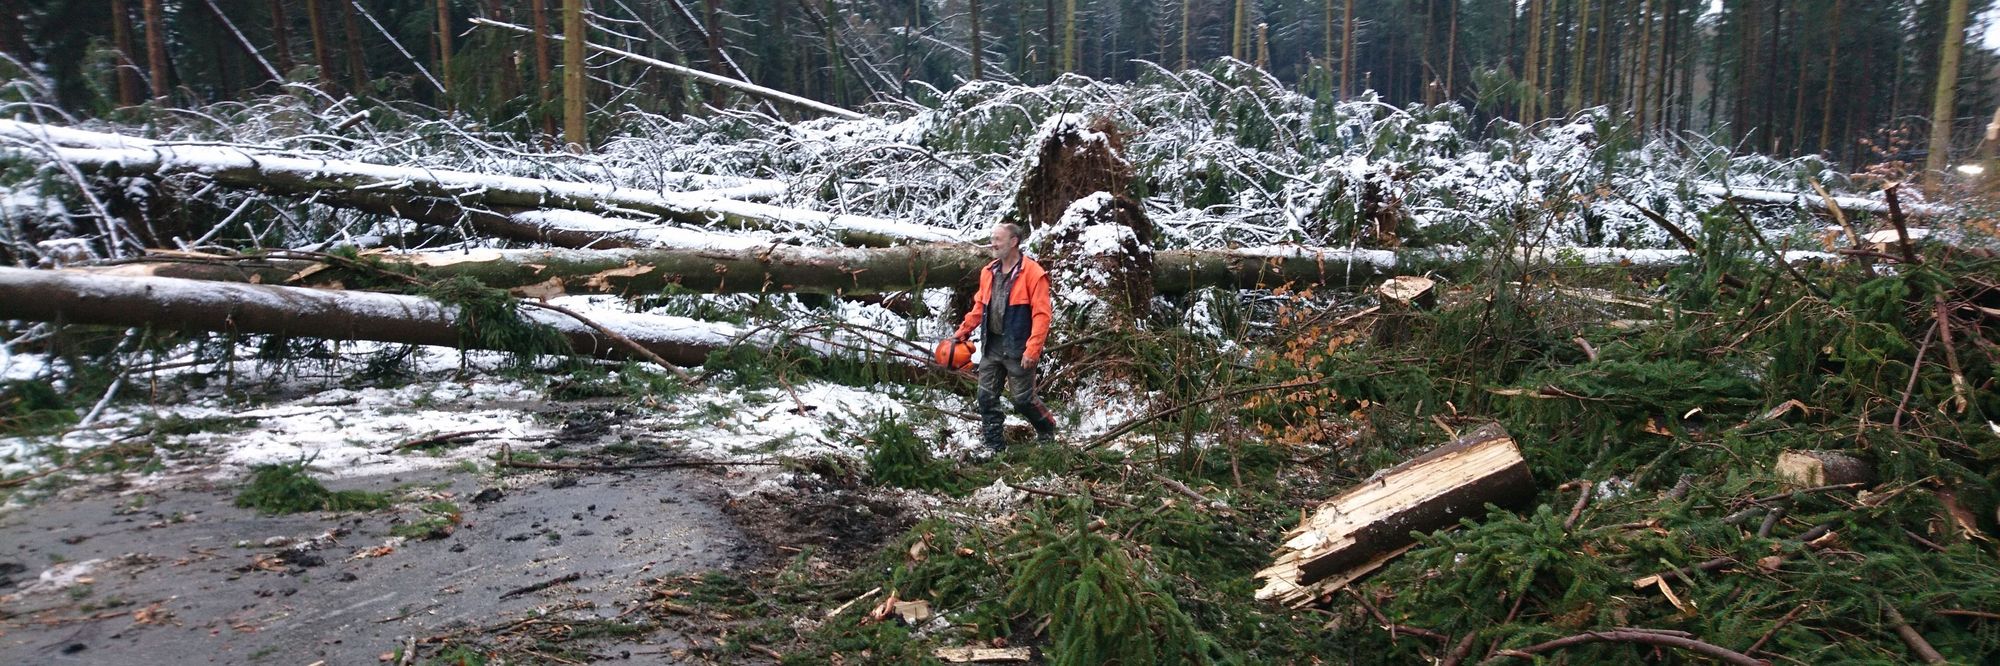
[{"xmin": 0, "ymin": 464, "xmax": 758, "ymax": 665}]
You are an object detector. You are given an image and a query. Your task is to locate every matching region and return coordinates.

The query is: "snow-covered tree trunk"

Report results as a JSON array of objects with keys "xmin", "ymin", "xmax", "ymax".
[
  {"xmin": 0, "ymin": 121, "xmax": 964, "ymax": 247},
  {"xmin": 0, "ymin": 267, "xmax": 922, "ymax": 373}
]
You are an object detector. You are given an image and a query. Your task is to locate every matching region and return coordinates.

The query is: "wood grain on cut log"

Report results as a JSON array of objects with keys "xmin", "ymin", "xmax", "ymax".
[
  {"xmin": 1254, "ymin": 423, "xmax": 1534, "ymax": 607},
  {"xmin": 1775, "ymin": 450, "xmax": 1874, "ymax": 487}
]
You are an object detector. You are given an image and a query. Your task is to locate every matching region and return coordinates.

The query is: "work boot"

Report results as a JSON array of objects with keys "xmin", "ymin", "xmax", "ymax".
[{"xmin": 1034, "ymin": 426, "xmax": 1057, "ymax": 444}]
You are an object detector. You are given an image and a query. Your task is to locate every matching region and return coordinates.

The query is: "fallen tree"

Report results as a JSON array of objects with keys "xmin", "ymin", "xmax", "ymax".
[
  {"xmin": 0, "ymin": 267, "xmax": 921, "ymax": 372},
  {"xmin": 77, "ymin": 243, "xmax": 1844, "ymax": 301},
  {"xmin": 1254, "ymin": 423, "xmax": 1534, "ymax": 608},
  {"xmin": 0, "ymin": 120, "xmax": 964, "ymax": 248}
]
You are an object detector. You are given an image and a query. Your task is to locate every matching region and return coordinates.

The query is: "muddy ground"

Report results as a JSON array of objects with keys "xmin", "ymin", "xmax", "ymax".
[{"xmin": 0, "ymin": 458, "xmax": 859, "ymax": 665}]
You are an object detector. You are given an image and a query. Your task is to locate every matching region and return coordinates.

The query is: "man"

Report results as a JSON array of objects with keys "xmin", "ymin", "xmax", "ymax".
[{"xmin": 953, "ymin": 222, "xmax": 1059, "ymax": 451}]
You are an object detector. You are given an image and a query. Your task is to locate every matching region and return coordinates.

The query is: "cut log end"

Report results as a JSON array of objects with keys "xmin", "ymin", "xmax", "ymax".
[{"xmin": 1775, "ymin": 450, "xmax": 1874, "ymax": 488}]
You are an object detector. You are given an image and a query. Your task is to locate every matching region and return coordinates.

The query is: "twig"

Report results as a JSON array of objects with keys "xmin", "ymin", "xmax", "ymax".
[
  {"xmin": 1903, "ymin": 529, "xmax": 1947, "ymax": 553},
  {"xmin": 1745, "ymin": 603, "xmax": 1809, "ymax": 655},
  {"xmin": 1932, "ymin": 294, "xmax": 1970, "ymax": 414},
  {"xmin": 498, "ymin": 572, "xmax": 582, "ymax": 600},
  {"xmin": 1003, "ymin": 481, "xmax": 1134, "ymax": 509},
  {"xmin": 1808, "ymin": 180, "xmax": 1862, "ymax": 249},
  {"xmin": 386, "ymin": 427, "xmax": 504, "ymax": 453},
  {"xmin": 1479, "ymin": 628, "xmax": 1769, "ymax": 666},
  {"xmin": 1132, "ymin": 466, "xmax": 1233, "ymax": 515},
  {"xmin": 1881, "ymin": 598, "xmax": 1947, "ymax": 664},
  {"xmin": 1083, "ymin": 379, "xmax": 1320, "ymax": 450},
  {"xmin": 397, "ymin": 635, "xmax": 417, "ymax": 666},
  {"xmin": 1750, "ymin": 482, "xmax": 1868, "ymax": 504},
  {"xmin": 826, "ymin": 587, "xmax": 881, "ymax": 619},
  {"xmin": 1732, "ymin": 205, "xmax": 1829, "ymax": 300},
  {"xmin": 1756, "ymin": 505, "xmax": 1787, "ymax": 539},
  {"xmin": 520, "ymin": 300, "xmax": 694, "ymax": 381},
  {"xmin": 1882, "ymin": 184, "xmax": 1922, "ymax": 264},
  {"xmin": 1563, "ymin": 480, "xmax": 1592, "ymax": 531},
  {"xmin": 1571, "ymin": 336, "xmax": 1598, "ymax": 362},
  {"xmin": 1441, "ymin": 632, "xmax": 1482, "ymax": 666},
  {"xmin": 1936, "ymin": 609, "xmax": 2000, "ymax": 621},
  {"xmin": 1345, "ymin": 588, "xmax": 1448, "ymax": 643},
  {"xmin": 1894, "ymin": 323, "xmax": 1940, "ymax": 432}
]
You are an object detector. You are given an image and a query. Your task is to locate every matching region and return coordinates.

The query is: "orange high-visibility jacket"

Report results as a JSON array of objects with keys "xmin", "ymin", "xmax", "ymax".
[{"xmin": 953, "ymin": 257, "xmax": 1054, "ymax": 361}]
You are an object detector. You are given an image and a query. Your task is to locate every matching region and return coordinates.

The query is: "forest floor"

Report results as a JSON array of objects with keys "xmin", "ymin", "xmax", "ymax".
[{"xmin": 0, "ymin": 350, "xmax": 953, "ymax": 665}]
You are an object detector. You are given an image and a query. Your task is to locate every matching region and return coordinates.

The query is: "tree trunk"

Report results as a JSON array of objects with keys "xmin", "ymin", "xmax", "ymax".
[
  {"xmin": 198, "ymin": 0, "xmax": 283, "ymax": 83},
  {"xmin": 1565, "ymin": 0, "xmax": 1590, "ymax": 114},
  {"xmin": 13, "ymin": 129, "xmax": 961, "ymax": 247},
  {"xmin": 1444, "ymin": 0, "xmax": 1458, "ymax": 99},
  {"xmin": 90, "ymin": 244, "xmax": 993, "ymax": 298},
  {"xmin": 1339, "ymin": 0, "xmax": 1354, "ymax": 97},
  {"xmin": 1063, "ymin": 0, "xmax": 1078, "ymax": 73},
  {"xmin": 1254, "ymin": 423, "xmax": 1534, "ymax": 608},
  {"xmin": 112, "ymin": 0, "xmax": 145, "ymax": 105},
  {"xmin": 532, "ymin": 0, "xmax": 556, "ymax": 140},
  {"xmin": 1762, "ymin": 0, "xmax": 1781, "ymax": 153},
  {"xmin": 1818, "ymin": 0, "xmax": 1841, "ymax": 153},
  {"xmin": 307, "ymin": 0, "xmax": 336, "ymax": 89},
  {"xmin": 0, "ymin": 267, "xmax": 760, "ymax": 370},
  {"xmin": 143, "ymin": 0, "xmax": 172, "ymax": 100},
  {"xmin": 1926, "ymin": 0, "xmax": 1971, "ymax": 179},
  {"xmin": 1522, "ymin": 0, "xmax": 1542, "ymax": 120},
  {"xmin": 968, "ymin": 0, "xmax": 983, "ymax": 80},
  {"xmin": 340, "ymin": 0, "xmax": 370, "ymax": 94},
  {"xmin": 1231, "ymin": 0, "xmax": 1247, "ymax": 61},
  {"xmin": 88, "ymin": 241, "xmax": 1846, "ymax": 301},
  {"xmin": 1634, "ymin": 0, "xmax": 1652, "ymax": 128},
  {"xmin": 437, "ymin": 0, "xmax": 453, "ymax": 99},
  {"xmin": 269, "ymin": 0, "xmax": 294, "ymax": 76},
  {"xmin": 0, "ymin": 0, "xmax": 30, "ymax": 65},
  {"xmin": 1775, "ymin": 450, "xmax": 1874, "ymax": 488},
  {"xmin": 562, "ymin": 0, "xmax": 587, "ymax": 152},
  {"xmin": 1184, "ymin": 0, "xmax": 1195, "ymax": 71}
]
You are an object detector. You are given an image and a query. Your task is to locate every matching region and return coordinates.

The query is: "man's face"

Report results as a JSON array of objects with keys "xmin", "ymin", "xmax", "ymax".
[{"xmin": 990, "ymin": 226, "xmax": 1017, "ymax": 258}]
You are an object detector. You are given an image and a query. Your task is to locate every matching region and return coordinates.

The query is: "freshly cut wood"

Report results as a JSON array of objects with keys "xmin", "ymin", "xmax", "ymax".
[
  {"xmin": 1254, "ymin": 423, "xmax": 1533, "ymax": 608},
  {"xmin": 934, "ymin": 647, "xmax": 1035, "ymax": 663},
  {"xmin": 1775, "ymin": 450, "xmax": 1874, "ymax": 487},
  {"xmin": 0, "ymin": 267, "xmax": 918, "ymax": 372},
  {"xmin": 1376, "ymin": 275, "xmax": 1437, "ymax": 308}
]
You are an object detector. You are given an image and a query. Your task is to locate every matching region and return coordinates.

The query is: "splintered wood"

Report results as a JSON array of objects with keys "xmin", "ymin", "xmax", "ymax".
[{"xmin": 1254, "ymin": 423, "xmax": 1533, "ymax": 607}]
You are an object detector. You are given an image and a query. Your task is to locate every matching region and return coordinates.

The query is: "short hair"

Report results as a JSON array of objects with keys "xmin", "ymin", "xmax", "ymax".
[{"xmin": 995, "ymin": 221, "xmax": 1028, "ymax": 242}]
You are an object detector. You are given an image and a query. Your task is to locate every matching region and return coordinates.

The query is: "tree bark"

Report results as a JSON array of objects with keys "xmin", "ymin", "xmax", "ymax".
[
  {"xmin": 340, "ymin": 0, "xmax": 370, "ymax": 94},
  {"xmin": 0, "ymin": 267, "xmax": 736, "ymax": 369},
  {"xmin": 532, "ymin": 0, "xmax": 556, "ymax": 140},
  {"xmin": 437, "ymin": 0, "xmax": 453, "ymax": 98},
  {"xmin": 307, "ymin": 0, "xmax": 336, "ymax": 89},
  {"xmin": 1255, "ymin": 423, "xmax": 1534, "ymax": 608},
  {"xmin": 1339, "ymin": 0, "xmax": 1354, "ymax": 97},
  {"xmin": 1775, "ymin": 450, "xmax": 1873, "ymax": 487},
  {"xmin": 111, "ymin": 0, "xmax": 145, "ymax": 105},
  {"xmin": 88, "ymin": 244, "xmax": 990, "ymax": 298},
  {"xmin": 1565, "ymin": 0, "xmax": 1590, "ymax": 115},
  {"xmin": 1522, "ymin": 0, "xmax": 1542, "ymax": 120},
  {"xmin": 1063, "ymin": 0, "xmax": 1078, "ymax": 73},
  {"xmin": 968, "ymin": 0, "xmax": 983, "ymax": 80},
  {"xmin": 562, "ymin": 0, "xmax": 588, "ymax": 152},
  {"xmin": 270, "ymin": 0, "xmax": 293, "ymax": 76},
  {"xmin": 4, "ymin": 123, "xmax": 960, "ymax": 247},
  {"xmin": 143, "ymin": 0, "xmax": 172, "ymax": 100},
  {"xmin": 1926, "ymin": 0, "xmax": 1971, "ymax": 179},
  {"xmin": 1818, "ymin": 0, "xmax": 1841, "ymax": 153}
]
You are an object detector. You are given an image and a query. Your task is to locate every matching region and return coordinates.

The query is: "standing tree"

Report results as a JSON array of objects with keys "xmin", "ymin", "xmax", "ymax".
[
  {"xmin": 563, "ymin": 0, "xmax": 587, "ymax": 152},
  {"xmin": 437, "ymin": 0, "xmax": 453, "ymax": 98},
  {"xmin": 111, "ymin": 0, "xmax": 144, "ymax": 105},
  {"xmin": 969, "ymin": 0, "xmax": 984, "ymax": 80},
  {"xmin": 1926, "ymin": 0, "xmax": 1970, "ymax": 178},
  {"xmin": 307, "ymin": 0, "xmax": 336, "ymax": 89},
  {"xmin": 143, "ymin": 0, "xmax": 172, "ymax": 100}
]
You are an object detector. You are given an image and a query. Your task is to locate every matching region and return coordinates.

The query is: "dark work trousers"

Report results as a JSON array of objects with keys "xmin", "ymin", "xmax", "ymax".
[{"xmin": 975, "ymin": 340, "xmax": 1057, "ymax": 450}]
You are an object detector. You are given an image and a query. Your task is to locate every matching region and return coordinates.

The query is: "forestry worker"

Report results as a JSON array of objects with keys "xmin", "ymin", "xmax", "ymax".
[{"xmin": 952, "ymin": 221, "xmax": 1059, "ymax": 452}]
